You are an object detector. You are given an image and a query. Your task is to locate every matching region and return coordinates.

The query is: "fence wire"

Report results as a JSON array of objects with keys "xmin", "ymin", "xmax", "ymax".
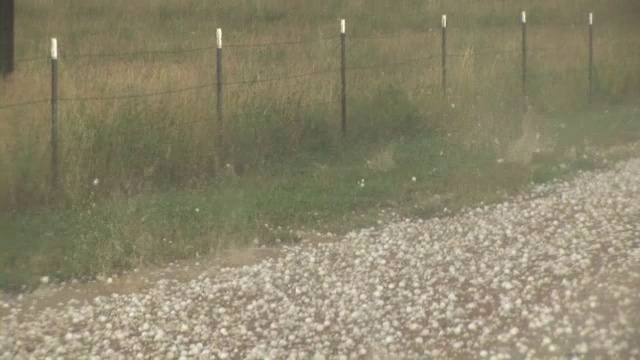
[
  {"xmin": 349, "ymin": 32, "xmax": 436, "ymax": 42},
  {"xmin": 348, "ymin": 56, "xmax": 439, "ymax": 73},
  {"xmin": 226, "ymin": 37, "xmax": 336, "ymax": 48},
  {"xmin": 55, "ymin": 99, "xmax": 338, "ymax": 151},
  {"xmin": 59, "ymin": 83, "xmax": 218, "ymax": 102},
  {"xmin": 1, "ymin": 22, "xmax": 637, "ymax": 120},
  {"xmin": 14, "ymin": 56, "xmax": 49, "ymax": 64},
  {"xmin": 0, "ymin": 99, "xmax": 49, "ymax": 111},
  {"xmin": 65, "ymin": 45, "xmax": 218, "ymax": 59},
  {"xmin": 223, "ymin": 68, "xmax": 339, "ymax": 86}
]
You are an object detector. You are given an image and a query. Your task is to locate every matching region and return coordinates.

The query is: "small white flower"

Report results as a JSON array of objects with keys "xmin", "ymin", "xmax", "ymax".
[
  {"xmin": 195, "ymin": 208, "xmax": 200, "ymax": 213},
  {"xmin": 450, "ymin": 103, "xmax": 456, "ymax": 109},
  {"xmin": 411, "ymin": 176, "xmax": 417, "ymax": 182},
  {"xmin": 92, "ymin": 178, "xmax": 99, "ymax": 186}
]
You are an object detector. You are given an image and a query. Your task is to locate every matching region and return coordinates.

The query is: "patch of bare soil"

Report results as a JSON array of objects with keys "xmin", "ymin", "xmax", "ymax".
[{"xmin": 0, "ymin": 246, "xmax": 281, "ymax": 317}]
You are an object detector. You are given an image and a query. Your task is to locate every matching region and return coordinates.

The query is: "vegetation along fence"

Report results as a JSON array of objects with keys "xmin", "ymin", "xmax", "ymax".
[{"xmin": 0, "ymin": 11, "xmax": 639, "ymax": 209}]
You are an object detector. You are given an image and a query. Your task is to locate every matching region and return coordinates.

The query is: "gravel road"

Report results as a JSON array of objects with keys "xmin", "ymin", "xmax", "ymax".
[{"xmin": 2, "ymin": 158, "xmax": 640, "ymax": 359}]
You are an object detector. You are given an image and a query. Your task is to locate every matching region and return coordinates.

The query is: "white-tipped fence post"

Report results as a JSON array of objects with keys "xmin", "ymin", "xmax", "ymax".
[
  {"xmin": 50, "ymin": 37, "xmax": 59, "ymax": 190},
  {"xmin": 521, "ymin": 11, "xmax": 528, "ymax": 112},
  {"xmin": 588, "ymin": 12, "xmax": 594, "ymax": 103},
  {"xmin": 216, "ymin": 28, "xmax": 223, "ymax": 126},
  {"xmin": 215, "ymin": 28, "xmax": 225, "ymax": 164},
  {"xmin": 441, "ymin": 15, "xmax": 447, "ymax": 97},
  {"xmin": 340, "ymin": 19, "xmax": 347, "ymax": 138}
]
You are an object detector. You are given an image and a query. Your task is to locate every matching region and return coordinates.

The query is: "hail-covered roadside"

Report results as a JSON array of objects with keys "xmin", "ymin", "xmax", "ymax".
[{"xmin": 2, "ymin": 159, "xmax": 640, "ymax": 360}]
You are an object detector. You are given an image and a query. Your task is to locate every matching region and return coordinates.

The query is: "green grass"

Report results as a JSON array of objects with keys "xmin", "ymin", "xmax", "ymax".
[
  {"xmin": 3, "ymin": 104, "xmax": 639, "ymax": 292},
  {"xmin": 1, "ymin": 0, "xmax": 640, "ymax": 291}
]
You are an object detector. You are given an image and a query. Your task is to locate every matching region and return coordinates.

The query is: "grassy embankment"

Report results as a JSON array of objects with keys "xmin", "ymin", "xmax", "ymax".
[{"xmin": 1, "ymin": 0, "xmax": 639, "ymax": 291}]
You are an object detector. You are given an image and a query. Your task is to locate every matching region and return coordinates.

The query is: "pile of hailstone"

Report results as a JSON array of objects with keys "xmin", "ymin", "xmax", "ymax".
[{"xmin": 2, "ymin": 159, "xmax": 639, "ymax": 359}]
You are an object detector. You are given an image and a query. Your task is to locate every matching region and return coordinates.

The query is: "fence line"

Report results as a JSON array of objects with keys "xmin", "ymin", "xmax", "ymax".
[
  {"xmin": 226, "ymin": 37, "xmax": 336, "ymax": 48},
  {"xmin": 58, "ymin": 83, "xmax": 218, "ymax": 102},
  {"xmin": 0, "ymin": 98, "xmax": 49, "ymax": 110},
  {"xmin": 15, "ymin": 38, "xmax": 337, "ymax": 64},
  {"xmin": 0, "ymin": 12, "xmax": 634, "ymax": 190},
  {"xmin": 65, "ymin": 45, "xmax": 218, "ymax": 59},
  {"xmin": 448, "ymin": 48, "xmax": 520, "ymax": 57},
  {"xmin": 348, "ymin": 56, "xmax": 438, "ymax": 73},
  {"xmin": 14, "ymin": 56, "xmax": 49, "ymax": 64},
  {"xmin": 349, "ymin": 33, "xmax": 435, "ymax": 42},
  {"xmin": 55, "ymin": 100, "xmax": 338, "ymax": 152},
  {"xmin": 225, "ymin": 68, "xmax": 339, "ymax": 86},
  {"xmin": 529, "ymin": 46, "xmax": 585, "ymax": 54}
]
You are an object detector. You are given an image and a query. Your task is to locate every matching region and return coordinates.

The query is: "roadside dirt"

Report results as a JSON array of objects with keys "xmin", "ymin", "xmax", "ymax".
[
  {"xmin": 0, "ymin": 246, "xmax": 281, "ymax": 317},
  {"xmin": 2, "ymin": 140, "xmax": 639, "ymax": 321}
]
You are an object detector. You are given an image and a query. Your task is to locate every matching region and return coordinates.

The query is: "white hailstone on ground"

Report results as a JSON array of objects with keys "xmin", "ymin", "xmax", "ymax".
[
  {"xmin": 575, "ymin": 342, "xmax": 589, "ymax": 354},
  {"xmin": 3, "ymin": 157, "xmax": 640, "ymax": 358}
]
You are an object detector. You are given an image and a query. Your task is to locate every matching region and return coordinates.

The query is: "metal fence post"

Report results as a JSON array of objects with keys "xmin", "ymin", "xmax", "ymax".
[
  {"xmin": 588, "ymin": 12, "xmax": 594, "ymax": 103},
  {"xmin": 215, "ymin": 28, "xmax": 225, "ymax": 165},
  {"xmin": 216, "ymin": 28, "xmax": 223, "ymax": 130},
  {"xmin": 521, "ymin": 11, "xmax": 528, "ymax": 112},
  {"xmin": 51, "ymin": 38, "xmax": 59, "ymax": 190},
  {"xmin": 340, "ymin": 19, "xmax": 347, "ymax": 138},
  {"xmin": 441, "ymin": 15, "xmax": 447, "ymax": 97}
]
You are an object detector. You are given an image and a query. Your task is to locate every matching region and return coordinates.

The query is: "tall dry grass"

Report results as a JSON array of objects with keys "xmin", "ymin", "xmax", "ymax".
[{"xmin": 1, "ymin": 0, "xmax": 639, "ymax": 211}]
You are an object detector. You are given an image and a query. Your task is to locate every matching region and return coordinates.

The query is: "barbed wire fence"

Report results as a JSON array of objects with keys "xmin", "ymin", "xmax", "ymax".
[{"xmin": 0, "ymin": 12, "xmax": 635, "ymax": 191}]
